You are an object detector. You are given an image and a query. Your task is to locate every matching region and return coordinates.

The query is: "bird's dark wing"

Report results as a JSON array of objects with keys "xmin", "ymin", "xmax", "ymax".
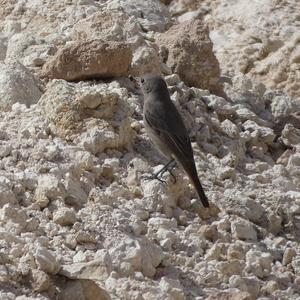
[{"xmin": 144, "ymin": 101, "xmax": 194, "ymax": 161}]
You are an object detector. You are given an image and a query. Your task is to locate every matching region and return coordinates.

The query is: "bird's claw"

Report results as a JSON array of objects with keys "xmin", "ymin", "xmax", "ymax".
[{"xmin": 142, "ymin": 174, "xmax": 167, "ymax": 184}]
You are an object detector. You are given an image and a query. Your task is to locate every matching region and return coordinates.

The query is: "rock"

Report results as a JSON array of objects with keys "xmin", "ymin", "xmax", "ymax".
[
  {"xmin": 207, "ymin": 290, "xmax": 254, "ymax": 300},
  {"xmin": 109, "ymin": 237, "xmax": 162, "ymax": 278},
  {"xmin": 58, "ymin": 279, "xmax": 111, "ymax": 300},
  {"xmin": 41, "ymin": 40, "xmax": 132, "ymax": 81},
  {"xmin": 31, "ymin": 269, "xmax": 50, "ymax": 292},
  {"xmin": 0, "ymin": 36, "xmax": 7, "ymax": 60},
  {"xmin": 217, "ymin": 260, "xmax": 245, "ymax": 277},
  {"xmin": 0, "ymin": 204, "xmax": 27, "ymax": 226},
  {"xmin": 159, "ymin": 277, "xmax": 185, "ymax": 300},
  {"xmin": 271, "ymin": 94, "xmax": 297, "ymax": 119},
  {"xmin": 229, "ymin": 275, "xmax": 260, "ymax": 298},
  {"xmin": 6, "ymin": 32, "xmax": 56, "ymax": 67},
  {"xmin": 0, "ymin": 61, "xmax": 42, "ymax": 111},
  {"xmin": 231, "ymin": 219, "xmax": 257, "ymax": 241},
  {"xmin": 35, "ymin": 174, "xmax": 66, "ymax": 201},
  {"xmin": 0, "ymin": 177, "xmax": 17, "ymax": 207},
  {"xmin": 260, "ymin": 280, "xmax": 279, "ymax": 294},
  {"xmin": 156, "ymin": 19, "xmax": 221, "ymax": 92},
  {"xmin": 282, "ymin": 248, "xmax": 296, "ymax": 266},
  {"xmin": 59, "ymin": 251, "xmax": 112, "ymax": 281},
  {"xmin": 221, "ymin": 119, "xmax": 240, "ymax": 139},
  {"xmin": 35, "ymin": 247, "xmax": 60, "ymax": 274},
  {"xmin": 106, "ymin": 0, "xmax": 171, "ymax": 32},
  {"xmin": 267, "ymin": 213, "xmax": 282, "ymax": 234},
  {"xmin": 53, "ymin": 208, "xmax": 76, "ymax": 226},
  {"xmin": 38, "ymin": 80, "xmax": 134, "ymax": 150},
  {"xmin": 281, "ymin": 124, "xmax": 300, "ymax": 146},
  {"xmin": 245, "ymin": 250, "xmax": 273, "ymax": 278},
  {"xmin": 72, "ymin": 10, "xmax": 160, "ymax": 76},
  {"xmin": 238, "ymin": 197, "xmax": 265, "ymax": 224},
  {"xmin": 210, "ymin": 0, "xmax": 300, "ymax": 99},
  {"xmin": 199, "ymin": 225, "xmax": 218, "ymax": 241},
  {"xmin": 243, "ymin": 120, "xmax": 275, "ymax": 145}
]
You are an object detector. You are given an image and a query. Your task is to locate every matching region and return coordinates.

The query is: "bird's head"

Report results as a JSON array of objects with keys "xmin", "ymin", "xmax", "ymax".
[{"xmin": 129, "ymin": 74, "xmax": 168, "ymax": 95}]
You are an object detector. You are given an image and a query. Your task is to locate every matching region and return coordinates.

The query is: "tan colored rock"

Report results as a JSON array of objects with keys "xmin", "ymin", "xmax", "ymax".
[
  {"xmin": 0, "ymin": 61, "xmax": 42, "ymax": 111},
  {"xmin": 210, "ymin": 0, "xmax": 300, "ymax": 99},
  {"xmin": 72, "ymin": 10, "xmax": 160, "ymax": 76},
  {"xmin": 31, "ymin": 269, "xmax": 50, "ymax": 292},
  {"xmin": 59, "ymin": 253, "xmax": 112, "ymax": 281},
  {"xmin": 72, "ymin": 11, "xmax": 139, "ymax": 42},
  {"xmin": 53, "ymin": 208, "xmax": 76, "ymax": 226},
  {"xmin": 35, "ymin": 247, "xmax": 60, "ymax": 274},
  {"xmin": 58, "ymin": 279, "xmax": 111, "ymax": 300},
  {"xmin": 156, "ymin": 19, "xmax": 221, "ymax": 92},
  {"xmin": 41, "ymin": 39, "xmax": 132, "ymax": 81},
  {"xmin": 207, "ymin": 290, "xmax": 254, "ymax": 300},
  {"xmin": 38, "ymin": 80, "xmax": 134, "ymax": 151}
]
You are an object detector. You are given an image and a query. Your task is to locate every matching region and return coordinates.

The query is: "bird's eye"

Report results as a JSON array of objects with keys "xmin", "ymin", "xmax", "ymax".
[{"xmin": 141, "ymin": 78, "xmax": 145, "ymax": 84}]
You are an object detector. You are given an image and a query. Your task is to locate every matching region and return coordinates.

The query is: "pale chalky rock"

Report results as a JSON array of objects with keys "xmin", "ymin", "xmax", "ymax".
[
  {"xmin": 0, "ymin": 204, "xmax": 27, "ymax": 226},
  {"xmin": 229, "ymin": 275, "xmax": 260, "ymax": 298},
  {"xmin": 59, "ymin": 251, "xmax": 112, "ymax": 281},
  {"xmin": 41, "ymin": 40, "xmax": 132, "ymax": 81},
  {"xmin": 159, "ymin": 277, "xmax": 185, "ymax": 300},
  {"xmin": 53, "ymin": 208, "xmax": 76, "ymax": 226},
  {"xmin": 0, "ymin": 177, "xmax": 17, "ymax": 207},
  {"xmin": 245, "ymin": 250, "xmax": 273, "ymax": 278},
  {"xmin": 0, "ymin": 61, "xmax": 42, "ymax": 111},
  {"xmin": 109, "ymin": 237, "xmax": 162, "ymax": 278},
  {"xmin": 106, "ymin": 0, "xmax": 171, "ymax": 32},
  {"xmin": 31, "ymin": 269, "xmax": 50, "ymax": 292},
  {"xmin": 231, "ymin": 219, "xmax": 257, "ymax": 241},
  {"xmin": 157, "ymin": 19, "xmax": 221, "ymax": 93},
  {"xmin": 58, "ymin": 279, "xmax": 111, "ymax": 300},
  {"xmin": 35, "ymin": 247, "xmax": 60, "ymax": 274},
  {"xmin": 38, "ymin": 80, "xmax": 134, "ymax": 151},
  {"xmin": 72, "ymin": 10, "xmax": 161, "ymax": 76},
  {"xmin": 35, "ymin": 174, "xmax": 66, "ymax": 201},
  {"xmin": 282, "ymin": 248, "xmax": 296, "ymax": 266}
]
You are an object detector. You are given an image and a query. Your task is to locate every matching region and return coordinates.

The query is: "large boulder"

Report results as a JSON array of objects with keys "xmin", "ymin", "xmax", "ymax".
[
  {"xmin": 156, "ymin": 19, "xmax": 221, "ymax": 93},
  {"xmin": 41, "ymin": 40, "xmax": 133, "ymax": 81}
]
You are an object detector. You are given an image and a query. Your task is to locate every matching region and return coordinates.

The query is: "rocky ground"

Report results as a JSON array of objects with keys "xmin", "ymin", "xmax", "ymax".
[{"xmin": 0, "ymin": 0, "xmax": 300, "ymax": 299}]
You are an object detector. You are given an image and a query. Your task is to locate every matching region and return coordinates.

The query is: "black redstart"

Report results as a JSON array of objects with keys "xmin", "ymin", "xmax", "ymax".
[{"xmin": 132, "ymin": 74, "xmax": 209, "ymax": 208}]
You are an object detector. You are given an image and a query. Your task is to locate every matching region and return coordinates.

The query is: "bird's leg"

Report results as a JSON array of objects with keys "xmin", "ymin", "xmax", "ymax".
[{"xmin": 144, "ymin": 158, "xmax": 177, "ymax": 183}]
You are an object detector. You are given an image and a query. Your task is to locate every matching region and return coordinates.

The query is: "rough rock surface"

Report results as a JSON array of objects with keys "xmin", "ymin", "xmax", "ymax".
[
  {"xmin": 0, "ymin": 1, "xmax": 300, "ymax": 300},
  {"xmin": 157, "ymin": 19, "xmax": 221, "ymax": 93},
  {"xmin": 0, "ymin": 61, "xmax": 42, "ymax": 110},
  {"xmin": 208, "ymin": 0, "xmax": 300, "ymax": 99},
  {"xmin": 41, "ymin": 40, "xmax": 133, "ymax": 81}
]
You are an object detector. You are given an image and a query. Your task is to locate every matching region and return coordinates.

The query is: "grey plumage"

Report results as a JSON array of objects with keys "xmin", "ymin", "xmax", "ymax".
[{"xmin": 138, "ymin": 74, "xmax": 209, "ymax": 208}]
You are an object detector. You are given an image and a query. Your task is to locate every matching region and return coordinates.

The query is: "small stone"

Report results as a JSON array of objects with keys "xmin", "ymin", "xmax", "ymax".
[
  {"xmin": 59, "ymin": 252, "xmax": 112, "ymax": 281},
  {"xmin": 217, "ymin": 260, "xmax": 245, "ymax": 277},
  {"xmin": 282, "ymin": 248, "xmax": 296, "ymax": 266},
  {"xmin": 58, "ymin": 279, "xmax": 111, "ymax": 300},
  {"xmin": 260, "ymin": 280, "xmax": 279, "ymax": 294},
  {"xmin": 35, "ymin": 247, "xmax": 60, "ymax": 274},
  {"xmin": 159, "ymin": 277, "xmax": 185, "ymax": 300},
  {"xmin": 229, "ymin": 275, "xmax": 260, "ymax": 298},
  {"xmin": 267, "ymin": 213, "xmax": 282, "ymax": 234},
  {"xmin": 75, "ymin": 231, "xmax": 96, "ymax": 244},
  {"xmin": 231, "ymin": 219, "xmax": 257, "ymax": 241},
  {"xmin": 199, "ymin": 225, "xmax": 218, "ymax": 241},
  {"xmin": 31, "ymin": 269, "xmax": 50, "ymax": 292},
  {"xmin": 53, "ymin": 208, "xmax": 76, "ymax": 226}
]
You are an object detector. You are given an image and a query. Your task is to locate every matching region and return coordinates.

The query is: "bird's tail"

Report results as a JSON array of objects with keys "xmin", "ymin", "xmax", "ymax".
[{"xmin": 183, "ymin": 160, "xmax": 209, "ymax": 208}]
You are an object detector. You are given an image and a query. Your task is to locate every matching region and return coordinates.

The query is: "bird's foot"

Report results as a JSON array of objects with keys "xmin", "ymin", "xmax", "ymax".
[{"xmin": 142, "ymin": 174, "xmax": 167, "ymax": 184}]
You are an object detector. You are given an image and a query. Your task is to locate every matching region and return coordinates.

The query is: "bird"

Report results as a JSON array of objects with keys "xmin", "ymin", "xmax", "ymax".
[{"xmin": 130, "ymin": 74, "xmax": 209, "ymax": 208}]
